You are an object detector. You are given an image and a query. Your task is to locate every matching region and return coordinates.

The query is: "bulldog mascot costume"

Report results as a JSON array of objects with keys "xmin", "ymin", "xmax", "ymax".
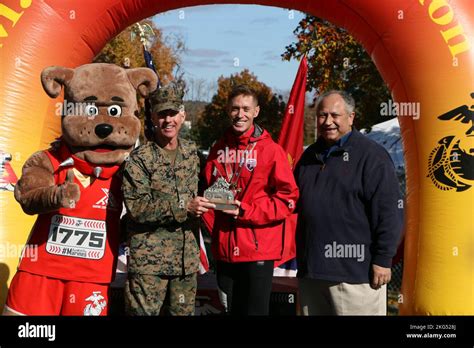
[{"xmin": 4, "ymin": 64, "xmax": 157, "ymax": 316}]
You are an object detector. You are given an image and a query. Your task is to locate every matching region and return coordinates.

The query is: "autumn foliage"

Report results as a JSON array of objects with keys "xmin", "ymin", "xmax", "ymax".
[
  {"xmin": 93, "ymin": 19, "xmax": 184, "ymax": 143},
  {"xmin": 93, "ymin": 19, "xmax": 181, "ymax": 85},
  {"xmin": 283, "ymin": 15, "xmax": 392, "ymax": 131},
  {"xmin": 193, "ymin": 69, "xmax": 286, "ymax": 149}
]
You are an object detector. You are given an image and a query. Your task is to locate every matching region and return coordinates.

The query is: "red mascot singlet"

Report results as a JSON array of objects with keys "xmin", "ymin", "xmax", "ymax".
[{"xmin": 18, "ymin": 142, "xmax": 122, "ymax": 283}]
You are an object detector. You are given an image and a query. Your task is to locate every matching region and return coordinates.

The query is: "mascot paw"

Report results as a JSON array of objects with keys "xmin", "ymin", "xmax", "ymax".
[{"xmin": 59, "ymin": 170, "xmax": 81, "ymax": 209}]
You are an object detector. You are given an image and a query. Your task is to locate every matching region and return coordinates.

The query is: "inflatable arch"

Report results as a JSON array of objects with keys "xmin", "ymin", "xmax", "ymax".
[{"xmin": 0, "ymin": 0, "xmax": 472, "ymax": 315}]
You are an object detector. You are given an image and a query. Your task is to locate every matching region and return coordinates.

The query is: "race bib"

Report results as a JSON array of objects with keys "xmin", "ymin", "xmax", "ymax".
[{"xmin": 46, "ymin": 215, "xmax": 106, "ymax": 260}]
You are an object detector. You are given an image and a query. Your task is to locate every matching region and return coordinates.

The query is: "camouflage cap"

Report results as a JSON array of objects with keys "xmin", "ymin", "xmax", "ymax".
[{"xmin": 149, "ymin": 82, "xmax": 185, "ymax": 114}]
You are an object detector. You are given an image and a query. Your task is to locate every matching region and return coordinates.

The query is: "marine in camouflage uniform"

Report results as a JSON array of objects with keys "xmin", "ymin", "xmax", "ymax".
[{"xmin": 122, "ymin": 82, "xmax": 200, "ymax": 316}]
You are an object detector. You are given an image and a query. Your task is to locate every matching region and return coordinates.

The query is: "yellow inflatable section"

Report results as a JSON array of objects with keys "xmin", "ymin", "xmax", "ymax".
[{"xmin": 0, "ymin": 0, "xmax": 472, "ymax": 314}]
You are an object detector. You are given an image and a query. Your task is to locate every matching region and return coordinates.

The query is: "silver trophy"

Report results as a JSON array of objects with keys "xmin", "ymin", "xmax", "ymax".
[{"xmin": 204, "ymin": 177, "xmax": 238, "ymax": 210}]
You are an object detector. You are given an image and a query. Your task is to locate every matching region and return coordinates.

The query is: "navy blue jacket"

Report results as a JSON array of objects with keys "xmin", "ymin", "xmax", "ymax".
[{"xmin": 295, "ymin": 129, "xmax": 403, "ymax": 284}]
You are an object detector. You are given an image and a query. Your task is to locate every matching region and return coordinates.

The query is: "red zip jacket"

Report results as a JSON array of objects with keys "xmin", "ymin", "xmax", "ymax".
[{"xmin": 201, "ymin": 125, "xmax": 299, "ymax": 263}]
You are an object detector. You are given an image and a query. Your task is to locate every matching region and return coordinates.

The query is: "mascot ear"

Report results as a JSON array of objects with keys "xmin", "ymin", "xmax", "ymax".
[
  {"xmin": 127, "ymin": 68, "xmax": 158, "ymax": 98},
  {"xmin": 41, "ymin": 66, "xmax": 74, "ymax": 98}
]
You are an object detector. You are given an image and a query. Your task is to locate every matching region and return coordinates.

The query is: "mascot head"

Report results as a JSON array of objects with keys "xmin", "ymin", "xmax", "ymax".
[{"xmin": 41, "ymin": 63, "xmax": 158, "ymax": 165}]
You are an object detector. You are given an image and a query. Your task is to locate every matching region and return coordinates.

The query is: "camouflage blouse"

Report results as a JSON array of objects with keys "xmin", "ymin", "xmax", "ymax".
[{"xmin": 122, "ymin": 139, "xmax": 200, "ymax": 276}]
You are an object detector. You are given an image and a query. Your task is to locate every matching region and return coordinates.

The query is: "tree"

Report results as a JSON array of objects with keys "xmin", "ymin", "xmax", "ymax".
[
  {"xmin": 283, "ymin": 15, "xmax": 392, "ymax": 131},
  {"xmin": 186, "ymin": 77, "xmax": 207, "ymax": 101},
  {"xmin": 193, "ymin": 69, "xmax": 286, "ymax": 149},
  {"xmin": 94, "ymin": 19, "xmax": 185, "ymax": 143},
  {"xmin": 303, "ymin": 104, "xmax": 316, "ymax": 145},
  {"xmin": 93, "ymin": 19, "xmax": 184, "ymax": 84}
]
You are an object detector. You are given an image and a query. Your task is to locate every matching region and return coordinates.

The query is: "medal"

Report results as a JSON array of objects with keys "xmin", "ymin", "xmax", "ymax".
[
  {"xmin": 225, "ymin": 142, "xmax": 256, "ymax": 193},
  {"xmin": 205, "ymin": 142, "xmax": 256, "ymax": 210}
]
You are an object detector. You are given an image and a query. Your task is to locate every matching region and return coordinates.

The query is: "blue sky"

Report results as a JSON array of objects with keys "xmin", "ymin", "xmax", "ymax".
[{"xmin": 153, "ymin": 5, "xmax": 305, "ymax": 100}]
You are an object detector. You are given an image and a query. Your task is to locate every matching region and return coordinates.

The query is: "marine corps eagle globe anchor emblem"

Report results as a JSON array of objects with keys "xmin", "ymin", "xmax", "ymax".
[
  {"xmin": 427, "ymin": 92, "xmax": 474, "ymax": 192},
  {"xmin": 83, "ymin": 291, "xmax": 107, "ymax": 316}
]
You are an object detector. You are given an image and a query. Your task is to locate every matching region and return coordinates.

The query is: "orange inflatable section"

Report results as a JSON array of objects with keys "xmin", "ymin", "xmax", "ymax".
[{"xmin": 0, "ymin": 0, "xmax": 472, "ymax": 314}]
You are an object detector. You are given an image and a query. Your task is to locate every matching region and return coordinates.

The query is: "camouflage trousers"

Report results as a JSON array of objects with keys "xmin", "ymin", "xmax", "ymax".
[{"xmin": 125, "ymin": 272, "xmax": 197, "ymax": 316}]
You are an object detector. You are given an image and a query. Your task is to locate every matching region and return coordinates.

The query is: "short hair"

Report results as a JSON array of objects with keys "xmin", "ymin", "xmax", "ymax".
[
  {"xmin": 228, "ymin": 84, "xmax": 259, "ymax": 106},
  {"xmin": 315, "ymin": 90, "xmax": 355, "ymax": 115}
]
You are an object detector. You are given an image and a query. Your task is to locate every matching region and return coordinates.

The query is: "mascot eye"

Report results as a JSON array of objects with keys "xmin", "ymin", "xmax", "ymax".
[
  {"xmin": 107, "ymin": 105, "xmax": 122, "ymax": 117},
  {"xmin": 85, "ymin": 105, "xmax": 99, "ymax": 116}
]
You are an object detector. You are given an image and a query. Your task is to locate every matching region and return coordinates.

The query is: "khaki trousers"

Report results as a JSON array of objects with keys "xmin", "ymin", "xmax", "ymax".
[{"xmin": 299, "ymin": 278, "xmax": 387, "ymax": 315}]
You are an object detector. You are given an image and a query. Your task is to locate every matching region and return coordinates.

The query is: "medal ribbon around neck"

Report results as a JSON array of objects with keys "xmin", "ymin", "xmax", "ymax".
[{"xmin": 216, "ymin": 142, "xmax": 257, "ymax": 192}]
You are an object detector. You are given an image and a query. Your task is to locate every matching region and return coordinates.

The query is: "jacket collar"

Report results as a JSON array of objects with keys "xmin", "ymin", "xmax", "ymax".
[
  {"xmin": 315, "ymin": 128, "xmax": 361, "ymax": 149},
  {"xmin": 151, "ymin": 138, "xmax": 192, "ymax": 164},
  {"xmin": 313, "ymin": 128, "xmax": 362, "ymax": 162},
  {"xmin": 224, "ymin": 123, "xmax": 266, "ymax": 148},
  {"xmin": 252, "ymin": 123, "xmax": 264, "ymax": 139}
]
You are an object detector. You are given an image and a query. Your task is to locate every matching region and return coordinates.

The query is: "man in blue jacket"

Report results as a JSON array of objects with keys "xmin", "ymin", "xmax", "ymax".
[{"xmin": 295, "ymin": 90, "xmax": 403, "ymax": 315}]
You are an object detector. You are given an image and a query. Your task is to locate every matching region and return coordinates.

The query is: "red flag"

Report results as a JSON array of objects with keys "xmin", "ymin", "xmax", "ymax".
[
  {"xmin": 198, "ymin": 227, "xmax": 210, "ymax": 274},
  {"xmin": 275, "ymin": 56, "xmax": 307, "ymax": 268},
  {"xmin": 278, "ymin": 55, "xmax": 307, "ymax": 168}
]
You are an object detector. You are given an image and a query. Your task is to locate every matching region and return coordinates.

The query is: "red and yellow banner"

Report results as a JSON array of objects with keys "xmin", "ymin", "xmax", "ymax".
[{"xmin": 0, "ymin": 0, "xmax": 472, "ymax": 314}]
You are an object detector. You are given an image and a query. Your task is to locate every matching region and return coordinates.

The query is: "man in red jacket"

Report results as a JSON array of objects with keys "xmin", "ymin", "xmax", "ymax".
[{"xmin": 200, "ymin": 85, "xmax": 299, "ymax": 315}]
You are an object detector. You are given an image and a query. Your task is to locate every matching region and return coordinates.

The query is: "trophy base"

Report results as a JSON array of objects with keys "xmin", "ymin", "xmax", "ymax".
[{"xmin": 213, "ymin": 203, "xmax": 238, "ymax": 210}]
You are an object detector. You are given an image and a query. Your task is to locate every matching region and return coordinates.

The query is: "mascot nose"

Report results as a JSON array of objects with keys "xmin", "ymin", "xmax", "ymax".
[{"xmin": 95, "ymin": 124, "xmax": 113, "ymax": 139}]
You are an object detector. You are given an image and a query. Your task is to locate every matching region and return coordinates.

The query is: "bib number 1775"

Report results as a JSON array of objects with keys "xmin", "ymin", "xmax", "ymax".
[{"xmin": 46, "ymin": 215, "xmax": 106, "ymax": 260}]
